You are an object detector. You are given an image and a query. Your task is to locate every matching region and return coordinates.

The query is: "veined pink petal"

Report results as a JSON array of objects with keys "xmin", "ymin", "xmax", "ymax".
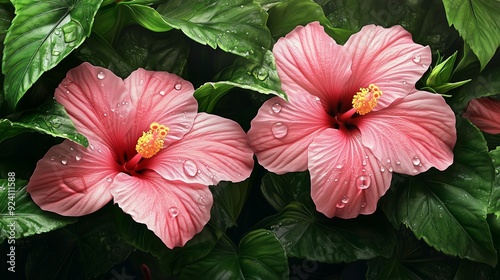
[
  {"xmin": 110, "ymin": 171, "xmax": 212, "ymax": 249},
  {"xmin": 123, "ymin": 69, "xmax": 198, "ymax": 149},
  {"xmin": 344, "ymin": 25, "xmax": 431, "ymax": 110},
  {"xmin": 463, "ymin": 98, "xmax": 500, "ymax": 134},
  {"xmin": 308, "ymin": 128, "xmax": 392, "ymax": 218},
  {"xmin": 248, "ymin": 95, "xmax": 331, "ymax": 174},
  {"xmin": 143, "ymin": 113, "xmax": 254, "ymax": 185},
  {"xmin": 355, "ymin": 90, "xmax": 456, "ymax": 175},
  {"xmin": 55, "ymin": 63, "xmax": 135, "ymax": 152},
  {"xmin": 273, "ymin": 22, "xmax": 353, "ymax": 111},
  {"xmin": 27, "ymin": 139, "xmax": 117, "ymax": 216}
]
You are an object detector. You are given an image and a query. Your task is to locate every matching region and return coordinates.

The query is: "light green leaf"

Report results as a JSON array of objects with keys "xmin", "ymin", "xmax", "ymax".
[
  {"xmin": 425, "ymin": 51, "xmax": 471, "ymax": 93},
  {"xmin": 180, "ymin": 229, "xmax": 288, "ymax": 280},
  {"xmin": 442, "ymin": 0, "xmax": 500, "ymax": 70},
  {"xmin": 382, "ymin": 117, "xmax": 497, "ymax": 266},
  {"xmin": 0, "ymin": 179, "xmax": 76, "ymax": 243},
  {"xmin": 0, "ymin": 100, "xmax": 88, "ymax": 146},
  {"xmin": 157, "ymin": 0, "xmax": 271, "ymax": 60},
  {"xmin": 2, "ymin": 0, "xmax": 102, "ymax": 108}
]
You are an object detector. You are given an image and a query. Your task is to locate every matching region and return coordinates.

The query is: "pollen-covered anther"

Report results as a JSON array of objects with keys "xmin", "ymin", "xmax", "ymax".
[
  {"xmin": 352, "ymin": 84, "xmax": 383, "ymax": 115},
  {"xmin": 135, "ymin": 122, "xmax": 170, "ymax": 158}
]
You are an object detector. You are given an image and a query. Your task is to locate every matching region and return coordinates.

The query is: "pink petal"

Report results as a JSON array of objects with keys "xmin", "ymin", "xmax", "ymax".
[
  {"xmin": 26, "ymin": 139, "xmax": 117, "ymax": 216},
  {"xmin": 308, "ymin": 128, "xmax": 392, "ymax": 218},
  {"xmin": 143, "ymin": 113, "xmax": 254, "ymax": 185},
  {"xmin": 110, "ymin": 171, "xmax": 212, "ymax": 249},
  {"xmin": 248, "ymin": 95, "xmax": 331, "ymax": 174},
  {"xmin": 55, "ymin": 62, "xmax": 135, "ymax": 152},
  {"xmin": 463, "ymin": 98, "xmax": 500, "ymax": 134},
  {"xmin": 354, "ymin": 90, "xmax": 456, "ymax": 175},
  {"xmin": 273, "ymin": 21, "xmax": 353, "ymax": 111},
  {"xmin": 123, "ymin": 68, "xmax": 198, "ymax": 149},
  {"xmin": 343, "ymin": 25, "xmax": 431, "ymax": 109}
]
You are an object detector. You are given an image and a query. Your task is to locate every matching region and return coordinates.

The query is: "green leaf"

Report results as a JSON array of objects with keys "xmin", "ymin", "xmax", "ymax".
[
  {"xmin": 157, "ymin": 0, "xmax": 271, "ymax": 60},
  {"xmin": 0, "ymin": 179, "xmax": 76, "ymax": 243},
  {"xmin": 180, "ymin": 229, "xmax": 288, "ymax": 280},
  {"xmin": 441, "ymin": 0, "xmax": 500, "ymax": 70},
  {"xmin": 260, "ymin": 171, "xmax": 312, "ymax": 211},
  {"xmin": 425, "ymin": 52, "xmax": 471, "ymax": 93},
  {"xmin": 0, "ymin": 100, "xmax": 88, "ymax": 146},
  {"xmin": 382, "ymin": 117, "xmax": 497, "ymax": 266},
  {"xmin": 489, "ymin": 147, "xmax": 500, "ymax": 217},
  {"xmin": 262, "ymin": 202, "xmax": 395, "ymax": 263},
  {"xmin": 454, "ymin": 259, "xmax": 500, "ymax": 280},
  {"xmin": 2, "ymin": 0, "xmax": 102, "ymax": 108},
  {"xmin": 209, "ymin": 180, "xmax": 250, "ymax": 232}
]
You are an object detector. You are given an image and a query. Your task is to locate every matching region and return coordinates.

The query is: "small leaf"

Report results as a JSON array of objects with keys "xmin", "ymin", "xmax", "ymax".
[
  {"xmin": 0, "ymin": 179, "xmax": 76, "ymax": 243},
  {"xmin": 425, "ymin": 51, "xmax": 471, "ymax": 93},
  {"xmin": 442, "ymin": 0, "xmax": 500, "ymax": 70},
  {"xmin": 0, "ymin": 100, "xmax": 88, "ymax": 146},
  {"xmin": 2, "ymin": 0, "xmax": 102, "ymax": 108},
  {"xmin": 157, "ymin": 0, "xmax": 271, "ymax": 60},
  {"xmin": 180, "ymin": 229, "xmax": 289, "ymax": 280}
]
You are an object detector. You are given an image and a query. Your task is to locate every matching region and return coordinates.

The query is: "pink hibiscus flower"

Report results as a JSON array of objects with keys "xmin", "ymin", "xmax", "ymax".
[
  {"xmin": 463, "ymin": 98, "xmax": 500, "ymax": 134},
  {"xmin": 27, "ymin": 63, "xmax": 254, "ymax": 248},
  {"xmin": 248, "ymin": 22, "xmax": 456, "ymax": 218}
]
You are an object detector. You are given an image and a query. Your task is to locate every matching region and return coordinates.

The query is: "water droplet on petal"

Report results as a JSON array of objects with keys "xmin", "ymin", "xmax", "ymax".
[
  {"xmin": 362, "ymin": 160, "xmax": 367, "ymax": 166},
  {"xmin": 61, "ymin": 158, "xmax": 68, "ymax": 165},
  {"xmin": 103, "ymin": 113, "xmax": 107, "ymax": 117},
  {"xmin": 97, "ymin": 71, "xmax": 105, "ymax": 80},
  {"xmin": 380, "ymin": 167, "xmax": 385, "ymax": 172},
  {"xmin": 169, "ymin": 207, "xmax": 179, "ymax": 218},
  {"xmin": 271, "ymin": 103, "xmax": 282, "ymax": 113},
  {"xmin": 75, "ymin": 155, "xmax": 82, "ymax": 161},
  {"xmin": 341, "ymin": 195, "xmax": 349, "ymax": 204},
  {"xmin": 271, "ymin": 122, "xmax": 288, "ymax": 139},
  {"xmin": 89, "ymin": 144, "xmax": 94, "ymax": 151},
  {"xmin": 388, "ymin": 167, "xmax": 393, "ymax": 172},
  {"xmin": 412, "ymin": 54, "xmax": 421, "ymax": 63},
  {"xmin": 336, "ymin": 163, "xmax": 343, "ymax": 169},
  {"xmin": 361, "ymin": 202, "xmax": 367, "ymax": 208},
  {"xmin": 387, "ymin": 159, "xmax": 391, "ymax": 163},
  {"xmin": 106, "ymin": 177, "xmax": 112, "ymax": 182},
  {"xmin": 412, "ymin": 156, "xmax": 421, "ymax": 166},
  {"xmin": 174, "ymin": 83, "xmax": 182, "ymax": 90},
  {"xmin": 183, "ymin": 160, "xmax": 198, "ymax": 177},
  {"xmin": 159, "ymin": 90, "xmax": 165, "ymax": 96},
  {"xmin": 356, "ymin": 175, "xmax": 371, "ymax": 190},
  {"xmin": 50, "ymin": 156, "xmax": 56, "ymax": 161},
  {"xmin": 336, "ymin": 202, "xmax": 345, "ymax": 209},
  {"xmin": 396, "ymin": 161, "xmax": 401, "ymax": 165}
]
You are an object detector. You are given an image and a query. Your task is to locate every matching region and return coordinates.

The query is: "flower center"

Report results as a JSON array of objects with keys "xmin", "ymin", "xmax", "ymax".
[
  {"xmin": 136, "ymin": 122, "xmax": 169, "ymax": 158},
  {"xmin": 352, "ymin": 84, "xmax": 382, "ymax": 115}
]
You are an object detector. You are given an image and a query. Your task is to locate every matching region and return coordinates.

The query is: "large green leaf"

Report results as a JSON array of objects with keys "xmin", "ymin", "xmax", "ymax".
[
  {"xmin": 209, "ymin": 180, "xmax": 250, "ymax": 232},
  {"xmin": 157, "ymin": 0, "xmax": 271, "ymax": 61},
  {"xmin": 260, "ymin": 171, "xmax": 312, "ymax": 211},
  {"xmin": 0, "ymin": 179, "xmax": 76, "ymax": 243},
  {"xmin": 382, "ymin": 117, "xmax": 497, "ymax": 266},
  {"xmin": 2, "ymin": 0, "xmax": 102, "ymax": 108},
  {"xmin": 0, "ymin": 100, "xmax": 88, "ymax": 146},
  {"xmin": 180, "ymin": 229, "xmax": 288, "ymax": 280},
  {"xmin": 489, "ymin": 147, "xmax": 500, "ymax": 217},
  {"xmin": 441, "ymin": 0, "xmax": 500, "ymax": 70},
  {"xmin": 262, "ymin": 202, "xmax": 395, "ymax": 263}
]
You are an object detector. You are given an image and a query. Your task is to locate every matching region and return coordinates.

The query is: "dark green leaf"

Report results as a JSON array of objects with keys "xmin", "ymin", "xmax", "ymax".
[
  {"xmin": 489, "ymin": 147, "xmax": 500, "ymax": 217},
  {"xmin": 0, "ymin": 100, "xmax": 88, "ymax": 146},
  {"xmin": 260, "ymin": 171, "xmax": 312, "ymax": 211},
  {"xmin": 157, "ymin": 0, "xmax": 271, "ymax": 61},
  {"xmin": 442, "ymin": 0, "xmax": 500, "ymax": 70},
  {"xmin": 382, "ymin": 117, "xmax": 497, "ymax": 266},
  {"xmin": 194, "ymin": 83, "xmax": 235, "ymax": 113},
  {"xmin": 2, "ymin": 0, "xmax": 102, "ymax": 108},
  {"xmin": 454, "ymin": 259, "xmax": 500, "ymax": 280},
  {"xmin": 210, "ymin": 180, "xmax": 250, "ymax": 232},
  {"xmin": 0, "ymin": 179, "xmax": 76, "ymax": 243},
  {"xmin": 263, "ymin": 202, "xmax": 395, "ymax": 263},
  {"xmin": 180, "ymin": 229, "xmax": 288, "ymax": 280}
]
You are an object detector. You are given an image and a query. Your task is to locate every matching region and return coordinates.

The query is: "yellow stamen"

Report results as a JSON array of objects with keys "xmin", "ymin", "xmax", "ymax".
[
  {"xmin": 352, "ymin": 84, "xmax": 383, "ymax": 115},
  {"xmin": 135, "ymin": 122, "xmax": 170, "ymax": 158}
]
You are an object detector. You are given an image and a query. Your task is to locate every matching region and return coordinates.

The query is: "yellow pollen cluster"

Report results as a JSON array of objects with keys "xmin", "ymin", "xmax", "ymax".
[
  {"xmin": 135, "ymin": 122, "xmax": 170, "ymax": 158},
  {"xmin": 352, "ymin": 84, "xmax": 383, "ymax": 115}
]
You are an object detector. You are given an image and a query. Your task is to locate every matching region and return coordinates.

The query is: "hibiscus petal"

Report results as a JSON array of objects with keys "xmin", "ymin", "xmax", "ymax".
[
  {"xmin": 273, "ymin": 21, "xmax": 352, "ymax": 111},
  {"xmin": 308, "ymin": 128, "xmax": 392, "ymax": 218},
  {"xmin": 124, "ymin": 68, "xmax": 198, "ymax": 148},
  {"xmin": 143, "ymin": 113, "xmax": 254, "ymax": 185},
  {"xmin": 355, "ymin": 90, "xmax": 456, "ymax": 175},
  {"xmin": 248, "ymin": 95, "xmax": 331, "ymax": 174},
  {"xmin": 344, "ymin": 25, "xmax": 431, "ymax": 109},
  {"xmin": 463, "ymin": 98, "xmax": 500, "ymax": 134},
  {"xmin": 110, "ymin": 171, "xmax": 212, "ymax": 249},
  {"xmin": 55, "ymin": 62, "xmax": 135, "ymax": 152},
  {"xmin": 27, "ymin": 139, "xmax": 117, "ymax": 216}
]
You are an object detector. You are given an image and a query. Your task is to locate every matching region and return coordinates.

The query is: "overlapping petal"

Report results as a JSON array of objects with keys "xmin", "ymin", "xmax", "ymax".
[
  {"xmin": 144, "ymin": 113, "xmax": 254, "ymax": 185},
  {"xmin": 308, "ymin": 128, "xmax": 392, "ymax": 218},
  {"xmin": 343, "ymin": 25, "xmax": 431, "ymax": 109},
  {"xmin": 463, "ymin": 98, "xmax": 500, "ymax": 134},
  {"xmin": 273, "ymin": 21, "xmax": 353, "ymax": 111},
  {"xmin": 248, "ymin": 94, "xmax": 332, "ymax": 174},
  {"xmin": 110, "ymin": 171, "xmax": 212, "ymax": 249},
  {"xmin": 354, "ymin": 91, "xmax": 456, "ymax": 175},
  {"xmin": 27, "ymin": 139, "xmax": 118, "ymax": 216}
]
